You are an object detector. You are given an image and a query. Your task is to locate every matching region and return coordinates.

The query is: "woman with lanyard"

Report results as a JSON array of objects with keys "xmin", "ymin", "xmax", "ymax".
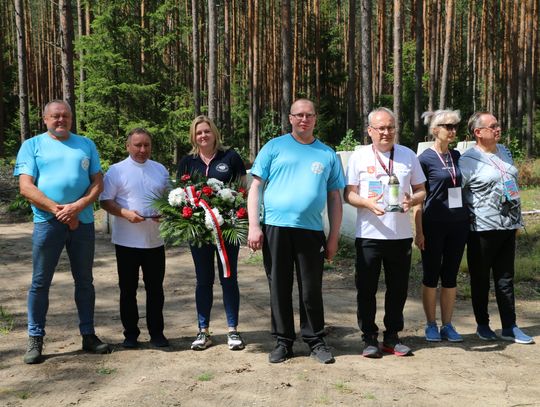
[
  {"xmin": 459, "ymin": 112, "xmax": 533, "ymax": 344},
  {"xmin": 414, "ymin": 109, "xmax": 468, "ymax": 343},
  {"xmin": 177, "ymin": 115, "xmax": 247, "ymax": 351}
]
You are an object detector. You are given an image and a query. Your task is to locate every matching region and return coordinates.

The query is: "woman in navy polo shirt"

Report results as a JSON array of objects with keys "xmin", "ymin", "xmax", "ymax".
[
  {"xmin": 414, "ymin": 109, "xmax": 468, "ymax": 343},
  {"xmin": 177, "ymin": 115, "xmax": 247, "ymax": 351}
]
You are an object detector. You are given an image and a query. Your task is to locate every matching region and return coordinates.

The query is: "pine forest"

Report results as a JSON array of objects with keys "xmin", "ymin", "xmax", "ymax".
[{"xmin": 0, "ymin": 0, "xmax": 538, "ymax": 168}]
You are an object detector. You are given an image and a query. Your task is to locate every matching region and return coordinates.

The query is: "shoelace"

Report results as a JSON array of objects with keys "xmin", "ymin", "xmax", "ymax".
[{"xmin": 28, "ymin": 338, "xmax": 42, "ymax": 351}]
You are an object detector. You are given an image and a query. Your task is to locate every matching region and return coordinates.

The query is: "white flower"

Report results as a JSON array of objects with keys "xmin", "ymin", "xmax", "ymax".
[
  {"xmin": 207, "ymin": 178, "xmax": 224, "ymax": 191},
  {"xmin": 205, "ymin": 207, "xmax": 224, "ymax": 229},
  {"xmin": 217, "ymin": 188, "xmax": 235, "ymax": 202},
  {"xmin": 168, "ymin": 188, "xmax": 186, "ymax": 207}
]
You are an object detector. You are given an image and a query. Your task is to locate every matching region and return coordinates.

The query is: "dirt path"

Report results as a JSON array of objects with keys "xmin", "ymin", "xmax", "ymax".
[{"xmin": 1, "ymin": 218, "xmax": 539, "ymax": 407}]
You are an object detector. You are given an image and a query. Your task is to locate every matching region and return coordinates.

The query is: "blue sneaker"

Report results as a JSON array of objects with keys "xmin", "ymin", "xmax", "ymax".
[
  {"xmin": 425, "ymin": 322, "xmax": 441, "ymax": 342},
  {"xmin": 440, "ymin": 323, "xmax": 463, "ymax": 342},
  {"xmin": 500, "ymin": 326, "xmax": 535, "ymax": 344},
  {"xmin": 476, "ymin": 325, "xmax": 497, "ymax": 341}
]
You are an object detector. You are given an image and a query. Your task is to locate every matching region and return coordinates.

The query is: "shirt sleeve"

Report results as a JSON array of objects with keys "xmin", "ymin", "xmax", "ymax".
[
  {"xmin": 345, "ymin": 151, "xmax": 361, "ymax": 186},
  {"xmin": 250, "ymin": 141, "xmax": 273, "ymax": 181},
  {"xmin": 410, "ymin": 152, "xmax": 427, "ymax": 186},
  {"xmin": 327, "ymin": 153, "xmax": 346, "ymax": 191},
  {"xmin": 100, "ymin": 166, "xmax": 118, "ymax": 201},
  {"xmin": 13, "ymin": 139, "xmax": 37, "ymax": 178},
  {"xmin": 87, "ymin": 138, "xmax": 102, "ymax": 175}
]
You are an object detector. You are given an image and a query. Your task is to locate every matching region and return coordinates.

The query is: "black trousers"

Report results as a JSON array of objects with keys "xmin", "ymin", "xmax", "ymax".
[
  {"xmin": 421, "ymin": 219, "xmax": 469, "ymax": 288},
  {"xmin": 115, "ymin": 244, "xmax": 166, "ymax": 339},
  {"xmin": 262, "ymin": 225, "xmax": 326, "ymax": 347},
  {"xmin": 467, "ymin": 230, "xmax": 517, "ymax": 329},
  {"xmin": 355, "ymin": 238, "xmax": 412, "ymax": 339}
]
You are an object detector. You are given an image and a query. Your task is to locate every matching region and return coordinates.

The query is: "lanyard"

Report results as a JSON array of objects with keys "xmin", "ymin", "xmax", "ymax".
[
  {"xmin": 432, "ymin": 148, "xmax": 457, "ymax": 187},
  {"xmin": 372, "ymin": 145, "xmax": 394, "ymax": 176},
  {"xmin": 478, "ymin": 147, "xmax": 510, "ymax": 180}
]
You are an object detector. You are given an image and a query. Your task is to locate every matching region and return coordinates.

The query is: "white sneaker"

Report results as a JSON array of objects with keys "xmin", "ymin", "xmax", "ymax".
[
  {"xmin": 191, "ymin": 332, "xmax": 212, "ymax": 350},
  {"xmin": 227, "ymin": 331, "xmax": 245, "ymax": 350}
]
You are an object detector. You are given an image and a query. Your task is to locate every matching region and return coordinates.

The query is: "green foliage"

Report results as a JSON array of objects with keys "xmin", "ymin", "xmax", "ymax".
[
  {"xmin": 197, "ymin": 372, "xmax": 214, "ymax": 381},
  {"xmin": 8, "ymin": 193, "xmax": 31, "ymax": 215},
  {"xmin": 259, "ymin": 110, "xmax": 282, "ymax": 146},
  {"xmin": 0, "ymin": 306, "xmax": 14, "ymax": 335},
  {"xmin": 336, "ymin": 129, "xmax": 360, "ymax": 151}
]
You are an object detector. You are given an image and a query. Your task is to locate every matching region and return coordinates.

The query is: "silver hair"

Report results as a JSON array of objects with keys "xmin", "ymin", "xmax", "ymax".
[
  {"xmin": 467, "ymin": 111, "xmax": 492, "ymax": 136},
  {"xmin": 367, "ymin": 107, "xmax": 396, "ymax": 126},
  {"xmin": 43, "ymin": 100, "xmax": 72, "ymax": 116},
  {"xmin": 421, "ymin": 109, "xmax": 461, "ymax": 137}
]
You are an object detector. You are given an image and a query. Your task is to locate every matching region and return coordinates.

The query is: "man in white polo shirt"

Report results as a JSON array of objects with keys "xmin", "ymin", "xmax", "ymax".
[
  {"xmin": 344, "ymin": 107, "xmax": 426, "ymax": 358},
  {"xmin": 100, "ymin": 128, "xmax": 170, "ymax": 348}
]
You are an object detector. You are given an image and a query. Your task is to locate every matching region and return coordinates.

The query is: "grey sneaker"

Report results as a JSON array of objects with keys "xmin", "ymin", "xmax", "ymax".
[
  {"xmin": 310, "ymin": 343, "xmax": 335, "ymax": 364},
  {"xmin": 227, "ymin": 331, "xmax": 245, "ymax": 350},
  {"xmin": 191, "ymin": 331, "xmax": 212, "ymax": 350},
  {"xmin": 362, "ymin": 335, "xmax": 383, "ymax": 359},
  {"xmin": 23, "ymin": 336, "xmax": 44, "ymax": 364},
  {"xmin": 82, "ymin": 334, "xmax": 111, "ymax": 354}
]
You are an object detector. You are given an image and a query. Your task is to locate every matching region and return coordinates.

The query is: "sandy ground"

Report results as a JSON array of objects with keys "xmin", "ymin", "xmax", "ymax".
[{"xmin": 1, "ymin": 215, "xmax": 539, "ymax": 407}]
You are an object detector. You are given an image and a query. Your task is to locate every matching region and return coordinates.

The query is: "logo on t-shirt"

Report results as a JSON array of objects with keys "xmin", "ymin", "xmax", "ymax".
[
  {"xmin": 367, "ymin": 166, "xmax": 376, "ymax": 174},
  {"xmin": 216, "ymin": 163, "xmax": 229, "ymax": 173},
  {"xmin": 81, "ymin": 157, "xmax": 90, "ymax": 171},
  {"xmin": 311, "ymin": 162, "xmax": 324, "ymax": 174}
]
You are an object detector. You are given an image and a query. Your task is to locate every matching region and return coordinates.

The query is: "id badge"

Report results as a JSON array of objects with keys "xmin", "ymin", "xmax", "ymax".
[
  {"xmin": 368, "ymin": 180, "xmax": 383, "ymax": 202},
  {"xmin": 504, "ymin": 179, "xmax": 520, "ymax": 200},
  {"xmin": 448, "ymin": 187, "xmax": 462, "ymax": 208}
]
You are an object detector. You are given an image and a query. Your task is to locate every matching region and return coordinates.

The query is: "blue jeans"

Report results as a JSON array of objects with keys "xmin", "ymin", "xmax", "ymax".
[
  {"xmin": 28, "ymin": 219, "xmax": 96, "ymax": 337},
  {"xmin": 189, "ymin": 243, "xmax": 240, "ymax": 329}
]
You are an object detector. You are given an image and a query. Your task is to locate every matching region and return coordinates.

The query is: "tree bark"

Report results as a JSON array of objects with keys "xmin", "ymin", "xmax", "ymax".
[
  {"xmin": 59, "ymin": 0, "xmax": 77, "ymax": 133},
  {"xmin": 414, "ymin": 0, "xmax": 424, "ymax": 141},
  {"xmin": 346, "ymin": 0, "xmax": 356, "ymax": 132},
  {"xmin": 77, "ymin": 0, "xmax": 85, "ymax": 131},
  {"xmin": 15, "ymin": 0, "xmax": 31, "ymax": 141},
  {"xmin": 223, "ymin": 0, "xmax": 231, "ymax": 137},
  {"xmin": 281, "ymin": 0, "xmax": 292, "ymax": 134},
  {"xmin": 191, "ymin": 0, "xmax": 201, "ymax": 115},
  {"xmin": 360, "ymin": 0, "xmax": 372, "ymax": 143},
  {"xmin": 207, "ymin": 0, "xmax": 217, "ymax": 120},
  {"xmin": 393, "ymin": 0, "xmax": 402, "ymax": 143}
]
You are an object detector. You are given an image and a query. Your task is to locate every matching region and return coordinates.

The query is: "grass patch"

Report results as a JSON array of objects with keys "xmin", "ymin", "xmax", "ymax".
[
  {"xmin": 96, "ymin": 367, "xmax": 116, "ymax": 375},
  {"xmin": 0, "ymin": 306, "xmax": 14, "ymax": 335},
  {"xmin": 362, "ymin": 392, "xmax": 377, "ymax": 400},
  {"xmin": 520, "ymin": 187, "xmax": 540, "ymax": 211},
  {"xmin": 334, "ymin": 381, "xmax": 352, "ymax": 394},
  {"xmin": 242, "ymin": 251, "xmax": 263, "ymax": 265},
  {"xmin": 197, "ymin": 372, "xmax": 214, "ymax": 381}
]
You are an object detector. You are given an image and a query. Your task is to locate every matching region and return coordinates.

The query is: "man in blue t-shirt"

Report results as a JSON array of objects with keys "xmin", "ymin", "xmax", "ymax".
[
  {"xmin": 14, "ymin": 100, "xmax": 110, "ymax": 364},
  {"xmin": 248, "ymin": 99, "xmax": 345, "ymax": 364}
]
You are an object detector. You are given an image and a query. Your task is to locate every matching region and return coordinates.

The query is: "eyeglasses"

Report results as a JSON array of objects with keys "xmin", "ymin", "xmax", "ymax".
[
  {"xmin": 290, "ymin": 113, "xmax": 316, "ymax": 120},
  {"xmin": 438, "ymin": 123, "xmax": 458, "ymax": 131},
  {"xmin": 477, "ymin": 123, "xmax": 501, "ymax": 131},
  {"xmin": 369, "ymin": 126, "xmax": 396, "ymax": 134}
]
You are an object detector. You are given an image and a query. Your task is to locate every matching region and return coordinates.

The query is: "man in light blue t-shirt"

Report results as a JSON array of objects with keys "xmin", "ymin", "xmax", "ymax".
[
  {"xmin": 14, "ymin": 100, "xmax": 110, "ymax": 364},
  {"xmin": 248, "ymin": 99, "xmax": 345, "ymax": 364}
]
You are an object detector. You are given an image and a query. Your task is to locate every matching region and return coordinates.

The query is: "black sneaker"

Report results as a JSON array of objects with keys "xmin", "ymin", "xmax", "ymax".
[
  {"xmin": 310, "ymin": 343, "xmax": 335, "ymax": 364},
  {"xmin": 362, "ymin": 335, "xmax": 382, "ymax": 359},
  {"xmin": 122, "ymin": 337, "xmax": 139, "ymax": 349},
  {"xmin": 82, "ymin": 334, "xmax": 111, "ymax": 354},
  {"xmin": 23, "ymin": 336, "xmax": 44, "ymax": 364},
  {"xmin": 382, "ymin": 334, "xmax": 413, "ymax": 356},
  {"xmin": 268, "ymin": 343, "xmax": 293, "ymax": 363},
  {"xmin": 150, "ymin": 334, "xmax": 170, "ymax": 348}
]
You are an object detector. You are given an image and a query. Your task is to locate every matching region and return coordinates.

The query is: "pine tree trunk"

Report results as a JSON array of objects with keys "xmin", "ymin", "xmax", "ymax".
[
  {"xmin": 59, "ymin": 0, "xmax": 77, "ymax": 133},
  {"xmin": 281, "ymin": 0, "xmax": 292, "ymax": 134},
  {"xmin": 414, "ymin": 0, "xmax": 424, "ymax": 141},
  {"xmin": 15, "ymin": 0, "xmax": 30, "ymax": 141},
  {"xmin": 77, "ymin": 0, "xmax": 85, "ymax": 131},
  {"xmin": 524, "ymin": 0, "xmax": 534, "ymax": 156},
  {"xmin": 191, "ymin": 0, "xmax": 201, "ymax": 115},
  {"xmin": 207, "ymin": 0, "xmax": 217, "ymax": 120},
  {"xmin": 360, "ymin": 0, "xmax": 372, "ymax": 143},
  {"xmin": 223, "ymin": 0, "xmax": 231, "ymax": 137},
  {"xmin": 393, "ymin": 0, "xmax": 402, "ymax": 143},
  {"xmin": 346, "ymin": 0, "xmax": 356, "ymax": 132},
  {"xmin": 439, "ymin": 0, "xmax": 453, "ymax": 109}
]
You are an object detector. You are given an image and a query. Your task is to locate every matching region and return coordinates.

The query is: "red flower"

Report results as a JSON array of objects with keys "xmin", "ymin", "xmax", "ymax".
[
  {"xmin": 236, "ymin": 207, "xmax": 247, "ymax": 219},
  {"xmin": 182, "ymin": 206, "xmax": 193, "ymax": 219},
  {"xmin": 180, "ymin": 174, "xmax": 191, "ymax": 182},
  {"xmin": 238, "ymin": 187, "xmax": 247, "ymax": 198},
  {"xmin": 202, "ymin": 186, "xmax": 213, "ymax": 196}
]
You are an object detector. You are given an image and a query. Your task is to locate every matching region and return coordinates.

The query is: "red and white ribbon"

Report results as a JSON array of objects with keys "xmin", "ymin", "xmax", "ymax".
[{"xmin": 184, "ymin": 185, "xmax": 231, "ymax": 278}]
